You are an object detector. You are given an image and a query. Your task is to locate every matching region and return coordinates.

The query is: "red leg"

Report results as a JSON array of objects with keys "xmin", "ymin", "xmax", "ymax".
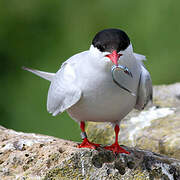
[
  {"xmin": 104, "ymin": 124, "xmax": 130, "ymax": 154},
  {"xmin": 78, "ymin": 121, "xmax": 100, "ymax": 149}
]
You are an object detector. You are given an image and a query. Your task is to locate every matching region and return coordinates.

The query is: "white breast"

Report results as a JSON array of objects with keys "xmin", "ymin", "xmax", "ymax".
[{"xmin": 67, "ymin": 51, "xmax": 141, "ymax": 123}]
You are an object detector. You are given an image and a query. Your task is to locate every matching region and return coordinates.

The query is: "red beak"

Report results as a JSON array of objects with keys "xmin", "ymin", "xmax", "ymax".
[{"xmin": 106, "ymin": 50, "xmax": 122, "ymax": 66}]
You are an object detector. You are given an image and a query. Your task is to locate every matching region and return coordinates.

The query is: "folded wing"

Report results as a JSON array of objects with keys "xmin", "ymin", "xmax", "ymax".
[
  {"xmin": 135, "ymin": 65, "xmax": 153, "ymax": 110},
  {"xmin": 47, "ymin": 63, "xmax": 82, "ymax": 116}
]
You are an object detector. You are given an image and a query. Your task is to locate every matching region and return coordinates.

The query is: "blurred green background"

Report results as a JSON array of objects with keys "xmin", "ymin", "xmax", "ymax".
[{"xmin": 0, "ymin": 0, "xmax": 179, "ymax": 142}]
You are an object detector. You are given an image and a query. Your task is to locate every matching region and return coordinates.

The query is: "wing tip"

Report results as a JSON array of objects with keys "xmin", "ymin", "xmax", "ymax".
[
  {"xmin": 21, "ymin": 66, "xmax": 34, "ymax": 72},
  {"xmin": 22, "ymin": 66, "xmax": 27, "ymax": 70},
  {"xmin": 47, "ymin": 108, "xmax": 62, "ymax": 116}
]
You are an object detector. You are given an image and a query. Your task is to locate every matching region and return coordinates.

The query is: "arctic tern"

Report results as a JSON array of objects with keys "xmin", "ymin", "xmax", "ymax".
[{"xmin": 23, "ymin": 28, "xmax": 152, "ymax": 154}]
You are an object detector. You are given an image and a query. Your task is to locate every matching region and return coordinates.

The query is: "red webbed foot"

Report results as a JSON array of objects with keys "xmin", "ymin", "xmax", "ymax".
[
  {"xmin": 78, "ymin": 122, "xmax": 100, "ymax": 149},
  {"xmin": 104, "ymin": 142, "xmax": 130, "ymax": 154},
  {"xmin": 78, "ymin": 138, "xmax": 100, "ymax": 149},
  {"xmin": 104, "ymin": 124, "xmax": 130, "ymax": 154}
]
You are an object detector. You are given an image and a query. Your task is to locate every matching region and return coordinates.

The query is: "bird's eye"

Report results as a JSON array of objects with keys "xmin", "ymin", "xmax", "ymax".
[{"xmin": 96, "ymin": 44, "xmax": 105, "ymax": 52}]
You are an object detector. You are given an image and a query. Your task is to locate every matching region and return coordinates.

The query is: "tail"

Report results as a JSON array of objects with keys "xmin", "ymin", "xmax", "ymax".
[{"xmin": 22, "ymin": 66, "xmax": 55, "ymax": 81}]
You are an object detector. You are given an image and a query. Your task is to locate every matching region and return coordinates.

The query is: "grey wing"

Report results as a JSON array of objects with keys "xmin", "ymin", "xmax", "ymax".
[
  {"xmin": 47, "ymin": 63, "xmax": 82, "ymax": 116},
  {"xmin": 135, "ymin": 65, "xmax": 153, "ymax": 110}
]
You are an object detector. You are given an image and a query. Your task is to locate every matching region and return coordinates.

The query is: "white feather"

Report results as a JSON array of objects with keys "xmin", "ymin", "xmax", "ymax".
[
  {"xmin": 22, "ymin": 66, "xmax": 55, "ymax": 81},
  {"xmin": 47, "ymin": 62, "xmax": 82, "ymax": 116}
]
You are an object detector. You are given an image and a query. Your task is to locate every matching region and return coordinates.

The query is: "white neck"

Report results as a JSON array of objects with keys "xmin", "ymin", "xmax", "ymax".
[
  {"xmin": 89, "ymin": 45, "xmax": 110, "ymax": 58},
  {"xmin": 88, "ymin": 43, "xmax": 134, "ymax": 70}
]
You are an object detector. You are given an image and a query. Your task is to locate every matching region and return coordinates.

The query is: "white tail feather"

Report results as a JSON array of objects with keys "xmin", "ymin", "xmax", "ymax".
[{"xmin": 22, "ymin": 66, "xmax": 55, "ymax": 81}]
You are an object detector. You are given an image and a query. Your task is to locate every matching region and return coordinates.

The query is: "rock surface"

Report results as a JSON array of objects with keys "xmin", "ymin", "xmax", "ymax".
[
  {"xmin": 0, "ymin": 125, "xmax": 180, "ymax": 180},
  {"xmin": 1, "ymin": 83, "xmax": 180, "ymax": 179},
  {"xmin": 87, "ymin": 83, "xmax": 180, "ymax": 160}
]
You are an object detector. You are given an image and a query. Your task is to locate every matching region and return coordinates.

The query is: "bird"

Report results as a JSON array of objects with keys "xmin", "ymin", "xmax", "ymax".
[{"xmin": 23, "ymin": 28, "xmax": 152, "ymax": 154}]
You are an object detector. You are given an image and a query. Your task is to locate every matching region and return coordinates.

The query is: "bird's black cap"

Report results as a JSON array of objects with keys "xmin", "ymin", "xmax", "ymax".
[{"xmin": 92, "ymin": 28, "xmax": 130, "ymax": 53}]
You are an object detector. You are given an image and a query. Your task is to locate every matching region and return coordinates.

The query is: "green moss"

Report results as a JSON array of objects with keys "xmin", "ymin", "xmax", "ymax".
[
  {"xmin": 49, "ymin": 153, "xmax": 60, "ymax": 162},
  {"xmin": 131, "ymin": 169, "xmax": 149, "ymax": 180},
  {"xmin": 23, "ymin": 165, "xmax": 29, "ymax": 171},
  {"xmin": 44, "ymin": 166, "xmax": 87, "ymax": 180},
  {"xmin": 44, "ymin": 157, "xmax": 89, "ymax": 180}
]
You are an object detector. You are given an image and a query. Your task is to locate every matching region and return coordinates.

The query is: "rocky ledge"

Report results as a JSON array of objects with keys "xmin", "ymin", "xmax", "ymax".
[{"xmin": 0, "ymin": 83, "xmax": 180, "ymax": 180}]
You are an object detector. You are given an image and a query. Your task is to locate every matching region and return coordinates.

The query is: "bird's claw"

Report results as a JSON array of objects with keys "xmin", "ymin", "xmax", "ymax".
[
  {"xmin": 78, "ymin": 138, "xmax": 100, "ymax": 149},
  {"xmin": 104, "ymin": 143, "xmax": 130, "ymax": 154}
]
